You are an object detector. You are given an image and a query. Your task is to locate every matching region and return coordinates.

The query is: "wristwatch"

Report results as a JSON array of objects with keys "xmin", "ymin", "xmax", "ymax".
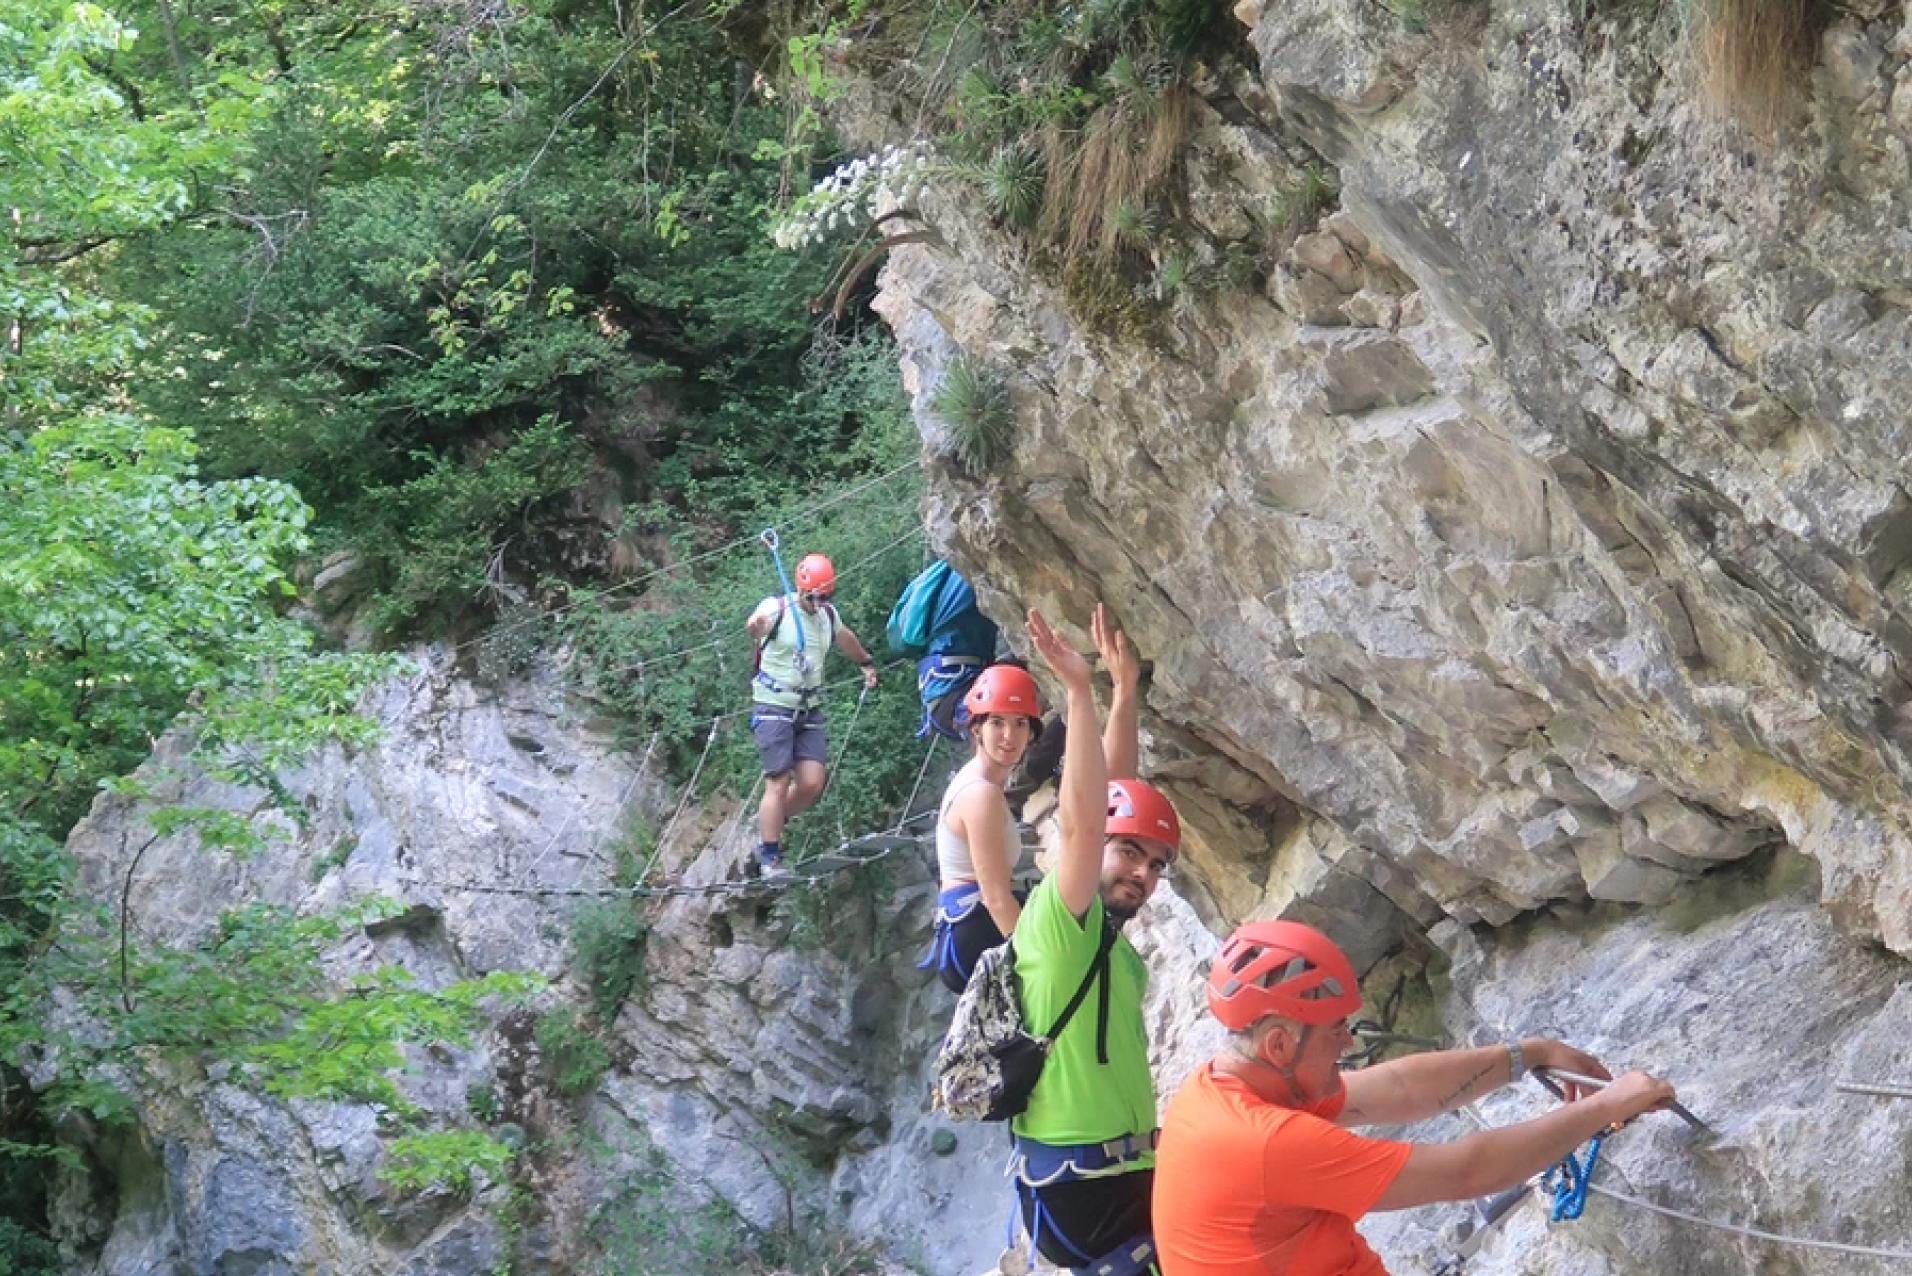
[{"xmin": 1503, "ymin": 1038, "xmax": 1526, "ymax": 1084}]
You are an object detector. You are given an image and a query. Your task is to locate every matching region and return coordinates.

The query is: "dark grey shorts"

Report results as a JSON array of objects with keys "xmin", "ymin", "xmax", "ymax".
[{"xmin": 750, "ymin": 705, "xmax": 827, "ymax": 776}]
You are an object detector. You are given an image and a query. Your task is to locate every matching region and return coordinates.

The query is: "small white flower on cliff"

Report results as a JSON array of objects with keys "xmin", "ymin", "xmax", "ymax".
[{"xmin": 768, "ymin": 142, "xmax": 939, "ymax": 251}]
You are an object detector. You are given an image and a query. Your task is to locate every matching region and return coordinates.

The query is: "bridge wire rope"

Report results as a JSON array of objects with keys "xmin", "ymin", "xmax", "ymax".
[
  {"xmin": 593, "ymin": 520, "xmax": 927, "ymax": 679},
  {"xmin": 1443, "ymin": 1071, "xmax": 1912, "ymax": 1265},
  {"xmin": 512, "ymin": 730, "xmax": 658, "ymax": 886},
  {"xmin": 631, "ymin": 714, "xmax": 722, "ymax": 891},
  {"xmin": 1582, "ymin": 1182, "xmax": 1912, "ymax": 1262},
  {"xmin": 393, "ymin": 774, "xmax": 940, "ymax": 900},
  {"xmin": 425, "ymin": 514, "xmax": 934, "ymax": 896},
  {"xmin": 401, "ymin": 688, "xmax": 938, "ymax": 900},
  {"xmin": 454, "ymin": 457, "xmax": 922, "ymax": 656},
  {"xmin": 810, "ymin": 683, "xmax": 872, "ymax": 858}
]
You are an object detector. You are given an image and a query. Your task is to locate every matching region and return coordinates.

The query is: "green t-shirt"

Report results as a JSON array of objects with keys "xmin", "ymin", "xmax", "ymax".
[{"xmin": 1010, "ymin": 874, "xmax": 1156, "ymax": 1155}]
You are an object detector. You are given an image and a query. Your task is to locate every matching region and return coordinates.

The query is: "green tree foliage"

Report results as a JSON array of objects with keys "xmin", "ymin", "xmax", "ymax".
[
  {"xmin": 0, "ymin": 415, "xmax": 350, "ymax": 833},
  {"xmin": 2, "ymin": 0, "xmax": 533, "ymax": 1249},
  {"xmin": 3, "ymin": 0, "xmax": 933, "ymax": 1262},
  {"xmin": 98, "ymin": 0, "xmax": 890, "ymax": 628}
]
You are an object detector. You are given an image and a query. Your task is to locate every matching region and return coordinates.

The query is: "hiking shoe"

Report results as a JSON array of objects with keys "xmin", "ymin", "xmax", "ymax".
[{"xmin": 758, "ymin": 853, "xmax": 790, "ymax": 879}]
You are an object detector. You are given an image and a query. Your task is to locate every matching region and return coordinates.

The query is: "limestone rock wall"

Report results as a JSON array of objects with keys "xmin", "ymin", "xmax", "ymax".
[
  {"xmin": 850, "ymin": 0, "xmax": 1912, "ymax": 1270},
  {"xmin": 868, "ymin": 0, "xmax": 1912, "ymax": 962},
  {"xmin": 45, "ymin": 655, "xmax": 1004, "ymax": 1276}
]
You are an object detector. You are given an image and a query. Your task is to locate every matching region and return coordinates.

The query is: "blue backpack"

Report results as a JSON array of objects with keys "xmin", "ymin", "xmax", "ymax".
[{"xmin": 885, "ymin": 562, "xmax": 1000, "ymax": 740}]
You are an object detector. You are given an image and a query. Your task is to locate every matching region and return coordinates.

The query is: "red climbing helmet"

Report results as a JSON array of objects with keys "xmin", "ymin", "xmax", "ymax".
[
  {"xmin": 1207, "ymin": 920, "xmax": 1361, "ymax": 1030},
  {"xmin": 964, "ymin": 665, "xmax": 1043, "ymax": 727},
  {"xmin": 795, "ymin": 553, "xmax": 836, "ymax": 594},
  {"xmin": 1106, "ymin": 779, "xmax": 1180, "ymax": 855}
]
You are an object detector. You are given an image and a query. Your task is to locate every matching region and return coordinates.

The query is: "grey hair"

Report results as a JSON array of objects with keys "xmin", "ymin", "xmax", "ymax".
[{"xmin": 1227, "ymin": 1015, "xmax": 1305, "ymax": 1061}]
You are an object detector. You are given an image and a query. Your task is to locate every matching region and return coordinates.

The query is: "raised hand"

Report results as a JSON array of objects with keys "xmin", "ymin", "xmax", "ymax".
[
  {"xmin": 1091, "ymin": 602, "xmax": 1139, "ymax": 696},
  {"xmin": 1027, "ymin": 608, "xmax": 1092, "ymax": 694}
]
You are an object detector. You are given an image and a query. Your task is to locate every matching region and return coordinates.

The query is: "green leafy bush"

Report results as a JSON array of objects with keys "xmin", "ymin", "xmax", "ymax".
[
  {"xmin": 571, "ymin": 900, "xmax": 651, "ymax": 1025},
  {"xmin": 536, "ymin": 1009, "xmax": 613, "ymax": 1095},
  {"xmin": 380, "ymin": 1130, "xmax": 515, "ymax": 1197},
  {"xmin": 0, "ymin": 1216, "xmax": 60, "ymax": 1276}
]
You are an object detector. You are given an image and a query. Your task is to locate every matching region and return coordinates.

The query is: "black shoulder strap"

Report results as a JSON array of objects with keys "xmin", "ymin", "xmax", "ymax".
[
  {"xmin": 766, "ymin": 595, "xmax": 787, "ymax": 645},
  {"xmin": 1042, "ymin": 922, "xmax": 1117, "ymax": 1048}
]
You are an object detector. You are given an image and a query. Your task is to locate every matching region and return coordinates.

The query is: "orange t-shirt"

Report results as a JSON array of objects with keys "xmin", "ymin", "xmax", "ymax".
[{"xmin": 1153, "ymin": 1065, "xmax": 1412, "ymax": 1276}]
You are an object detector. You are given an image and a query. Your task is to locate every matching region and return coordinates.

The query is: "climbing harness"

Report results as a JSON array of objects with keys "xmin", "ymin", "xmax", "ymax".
[
  {"xmin": 1010, "ymin": 1130, "xmax": 1160, "ymax": 1188},
  {"xmin": 1011, "ymin": 1149, "xmax": 1159, "ymax": 1276},
  {"xmin": 915, "ymin": 652, "xmax": 986, "ymax": 740},
  {"xmin": 1541, "ymin": 1131, "xmax": 1605, "ymax": 1222}
]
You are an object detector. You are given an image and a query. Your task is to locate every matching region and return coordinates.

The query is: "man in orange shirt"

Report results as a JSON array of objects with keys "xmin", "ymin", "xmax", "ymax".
[{"xmin": 1153, "ymin": 921, "xmax": 1678, "ymax": 1276}]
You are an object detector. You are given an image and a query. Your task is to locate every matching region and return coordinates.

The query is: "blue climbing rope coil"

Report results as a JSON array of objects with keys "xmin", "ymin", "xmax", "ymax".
[{"xmin": 1542, "ymin": 1132, "xmax": 1605, "ymax": 1222}]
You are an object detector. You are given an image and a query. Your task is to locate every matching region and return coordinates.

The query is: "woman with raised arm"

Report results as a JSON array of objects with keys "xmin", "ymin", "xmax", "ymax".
[{"xmin": 922, "ymin": 606, "xmax": 1146, "ymax": 994}]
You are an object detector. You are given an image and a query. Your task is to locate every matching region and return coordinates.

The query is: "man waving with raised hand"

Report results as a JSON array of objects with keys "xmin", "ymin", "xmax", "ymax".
[{"xmin": 1010, "ymin": 606, "xmax": 1182, "ymax": 1276}]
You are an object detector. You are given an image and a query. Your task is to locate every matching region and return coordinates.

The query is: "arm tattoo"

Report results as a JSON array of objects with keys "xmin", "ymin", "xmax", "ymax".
[{"xmin": 1436, "ymin": 1063, "xmax": 1496, "ymax": 1111}]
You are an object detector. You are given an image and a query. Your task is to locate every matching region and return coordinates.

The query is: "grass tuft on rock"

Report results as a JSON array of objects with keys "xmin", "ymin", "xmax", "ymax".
[
  {"xmin": 929, "ymin": 356, "xmax": 1014, "ymax": 472},
  {"xmin": 1693, "ymin": 0, "xmax": 1821, "ymax": 135}
]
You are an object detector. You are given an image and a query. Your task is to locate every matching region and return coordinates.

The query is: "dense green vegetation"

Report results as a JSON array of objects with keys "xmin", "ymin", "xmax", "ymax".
[
  {"xmin": 3, "ymin": 0, "xmax": 925, "ymax": 1267},
  {"xmin": 774, "ymin": 0, "xmax": 1261, "ymax": 335}
]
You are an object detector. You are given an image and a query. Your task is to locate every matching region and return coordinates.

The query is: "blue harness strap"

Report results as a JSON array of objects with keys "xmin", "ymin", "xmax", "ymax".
[
  {"xmin": 915, "ymin": 654, "xmax": 983, "ymax": 740},
  {"xmin": 916, "ymin": 883, "xmax": 983, "ymax": 976},
  {"xmin": 1010, "ymin": 1131, "xmax": 1160, "ymax": 1187}
]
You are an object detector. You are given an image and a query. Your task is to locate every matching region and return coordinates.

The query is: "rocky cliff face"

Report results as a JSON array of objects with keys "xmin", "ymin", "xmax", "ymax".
[
  {"xmin": 869, "ymin": 0, "xmax": 1912, "ymax": 957},
  {"xmin": 44, "ymin": 4, "xmax": 1912, "ymax": 1270},
  {"xmin": 43, "ymin": 651, "xmax": 1235, "ymax": 1276},
  {"xmin": 853, "ymin": 0, "xmax": 1912, "ymax": 1269},
  {"xmin": 46, "ymin": 656, "xmax": 964, "ymax": 1275}
]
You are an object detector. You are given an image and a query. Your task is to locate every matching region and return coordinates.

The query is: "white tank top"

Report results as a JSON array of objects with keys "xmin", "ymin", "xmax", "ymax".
[{"xmin": 936, "ymin": 771, "xmax": 1023, "ymax": 884}]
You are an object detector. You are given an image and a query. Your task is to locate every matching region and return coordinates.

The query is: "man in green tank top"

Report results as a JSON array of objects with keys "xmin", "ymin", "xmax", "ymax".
[
  {"xmin": 746, "ymin": 552, "xmax": 878, "ymax": 875},
  {"xmin": 1015, "ymin": 606, "xmax": 1175, "ymax": 1275}
]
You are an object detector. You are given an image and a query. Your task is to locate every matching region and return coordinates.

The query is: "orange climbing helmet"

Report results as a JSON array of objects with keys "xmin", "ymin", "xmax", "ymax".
[
  {"xmin": 1207, "ymin": 920, "xmax": 1361, "ymax": 1030},
  {"xmin": 795, "ymin": 553, "xmax": 836, "ymax": 595},
  {"xmin": 1106, "ymin": 779, "xmax": 1180, "ymax": 856},
  {"xmin": 963, "ymin": 664, "xmax": 1044, "ymax": 731}
]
